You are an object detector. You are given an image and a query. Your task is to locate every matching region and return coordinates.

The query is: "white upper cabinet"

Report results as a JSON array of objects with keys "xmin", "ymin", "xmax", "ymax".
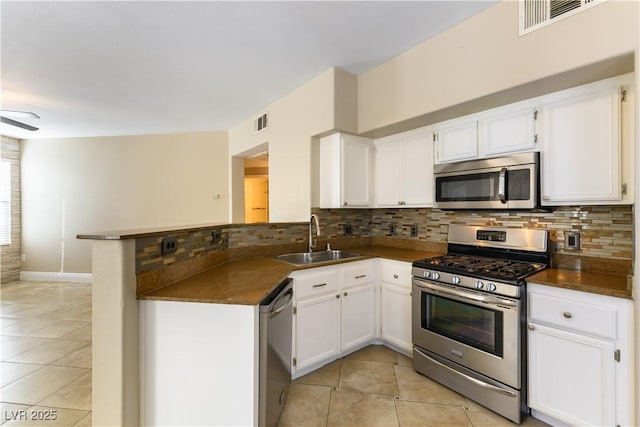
[
  {"xmin": 480, "ymin": 104, "xmax": 537, "ymax": 156},
  {"xmin": 434, "ymin": 99, "xmax": 539, "ymax": 164},
  {"xmin": 375, "ymin": 128, "xmax": 433, "ymax": 207},
  {"xmin": 433, "ymin": 119, "xmax": 478, "ymax": 163},
  {"xmin": 320, "ymin": 133, "xmax": 373, "ymax": 208},
  {"xmin": 540, "ymin": 75, "xmax": 633, "ymax": 205}
]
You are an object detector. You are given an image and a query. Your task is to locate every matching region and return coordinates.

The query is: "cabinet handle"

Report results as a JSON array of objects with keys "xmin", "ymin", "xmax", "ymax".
[
  {"xmin": 343, "ymin": 201, "xmax": 348, "ymax": 206},
  {"xmin": 393, "ymin": 274, "xmax": 399, "ymax": 279},
  {"xmin": 312, "ymin": 283, "xmax": 327, "ymax": 288},
  {"xmin": 336, "ymin": 294, "xmax": 340, "ymax": 299},
  {"xmin": 543, "ymin": 195, "xmax": 550, "ymax": 201},
  {"xmin": 343, "ymin": 292, "xmax": 348, "ymax": 297},
  {"xmin": 562, "ymin": 312, "xmax": 573, "ymax": 319},
  {"xmin": 528, "ymin": 324, "xmax": 535, "ymax": 331},
  {"xmin": 355, "ymin": 274, "xmax": 367, "ymax": 279}
]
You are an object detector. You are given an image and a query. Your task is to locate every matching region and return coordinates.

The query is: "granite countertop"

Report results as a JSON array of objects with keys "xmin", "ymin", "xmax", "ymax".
[
  {"xmin": 140, "ymin": 244, "xmax": 634, "ymax": 305},
  {"xmin": 528, "ymin": 268, "xmax": 633, "ymax": 299},
  {"xmin": 140, "ymin": 245, "xmax": 442, "ymax": 305}
]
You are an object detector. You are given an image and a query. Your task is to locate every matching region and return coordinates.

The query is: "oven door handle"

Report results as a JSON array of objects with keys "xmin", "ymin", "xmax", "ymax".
[
  {"xmin": 414, "ymin": 279, "xmax": 518, "ymax": 307},
  {"xmin": 414, "ymin": 347, "xmax": 517, "ymax": 398}
]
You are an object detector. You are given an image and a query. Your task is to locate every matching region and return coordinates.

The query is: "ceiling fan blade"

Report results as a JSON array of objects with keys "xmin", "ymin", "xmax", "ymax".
[
  {"xmin": 0, "ymin": 110, "xmax": 40, "ymax": 119},
  {"xmin": 1, "ymin": 116, "xmax": 39, "ymax": 131}
]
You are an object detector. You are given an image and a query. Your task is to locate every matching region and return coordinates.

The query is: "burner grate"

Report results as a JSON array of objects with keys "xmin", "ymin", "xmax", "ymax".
[{"xmin": 420, "ymin": 254, "xmax": 544, "ymax": 282}]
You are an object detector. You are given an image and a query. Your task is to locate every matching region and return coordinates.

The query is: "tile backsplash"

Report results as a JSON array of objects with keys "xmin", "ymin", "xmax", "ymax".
[
  {"xmin": 136, "ymin": 223, "xmax": 309, "ymax": 274},
  {"xmin": 317, "ymin": 205, "xmax": 633, "ymax": 261},
  {"xmin": 135, "ymin": 205, "xmax": 633, "ymax": 282}
]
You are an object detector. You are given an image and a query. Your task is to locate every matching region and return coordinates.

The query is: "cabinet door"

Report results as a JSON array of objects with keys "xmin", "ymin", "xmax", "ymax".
[
  {"xmin": 341, "ymin": 136, "xmax": 372, "ymax": 207},
  {"xmin": 380, "ymin": 283, "xmax": 412, "ymax": 354},
  {"xmin": 295, "ymin": 292, "xmax": 341, "ymax": 371},
  {"xmin": 402, "ymin": 132, "xmax": 433, "ymax": 206},
  {"xmin": 528, "ymin": 322, "xmax": 615, "ymax": 426},
  {"xmin": 341, "ymin": 283, "xmax": 376, "ymax": 354},
  {"xmin": 435, "ymin": 120, "xmax": 478, "ymax": 163},
  {"xmin": 481, "ymin": 106, "xmax": 537, "ymax": 156},
  {"xmin": 375, "ymin": 138, "xmax": 403, "ymax": 207},
  {"xmin": 541, "ymin": 87, "xmax": 621, "ymax": 204}
]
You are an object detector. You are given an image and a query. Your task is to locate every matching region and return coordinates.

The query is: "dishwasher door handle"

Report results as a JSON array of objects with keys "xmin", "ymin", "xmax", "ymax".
[{"xmin": 269, "ymin": 288, "xmax": 293, "ymax": 319}]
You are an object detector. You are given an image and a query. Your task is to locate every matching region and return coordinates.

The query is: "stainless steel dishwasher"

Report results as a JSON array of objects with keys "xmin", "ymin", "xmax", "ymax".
[{"xmin": 259, "ymin": 278, "xmax": 293, "ymax": 427}]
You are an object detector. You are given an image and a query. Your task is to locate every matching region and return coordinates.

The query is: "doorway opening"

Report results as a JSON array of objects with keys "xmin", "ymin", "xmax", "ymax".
[
  {"xmin": 230, "ymin": 142, "xmax": 269, "ymax": 223},
  {"xmin": 244, "ymin": 154, "xmax": 269, "ymax": 223}
]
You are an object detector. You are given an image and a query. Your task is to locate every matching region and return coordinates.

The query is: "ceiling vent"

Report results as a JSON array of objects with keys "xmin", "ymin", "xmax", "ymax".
[
  {"xmin": 253, "ymin": 112, "xmax": 268, "ymax": 133},
  {"xmin": 519, "ymin": 0, "xmax": 607, "ymax": 36}
]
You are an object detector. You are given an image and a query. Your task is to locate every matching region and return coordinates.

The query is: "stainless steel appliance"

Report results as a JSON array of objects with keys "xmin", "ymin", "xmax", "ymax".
[
  {"xmin": 412, "ymin": 225, "xmax": 549, "ymax": 423},
  {"xmin": 259, "ymin": 278, "xmax": 294, "ymax": 427},
  {"xmin": 434, "ymin": 152, "xmax": 540, "ymax": 210}
]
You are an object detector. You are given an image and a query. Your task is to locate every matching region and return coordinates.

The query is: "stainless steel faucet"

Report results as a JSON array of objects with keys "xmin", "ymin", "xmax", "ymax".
[{"xmin": 309, "ymin": 214, "xmax": 321, "ymax": 253}]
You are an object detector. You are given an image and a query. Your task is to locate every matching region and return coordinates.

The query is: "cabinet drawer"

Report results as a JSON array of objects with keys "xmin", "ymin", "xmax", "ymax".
[
  {"xmin": 379, "ymin": 260, "xmax": 412, "ymax": 287},
  {"xmin": 294, "ymin": 269, "xmax": 339, "ymax": 300},
  {"xmin": 528, "ymin": 292, "xmax": 616, "ymax": 340},
  {"xmin": 340, "ymin": 260, "xmax": 375, "ymax": 288}
]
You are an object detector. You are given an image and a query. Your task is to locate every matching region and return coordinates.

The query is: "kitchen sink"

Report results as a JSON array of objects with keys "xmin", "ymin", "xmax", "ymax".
[{"xmin": 275, "ymin": 250, "xmax": 361, "ymax": 266}]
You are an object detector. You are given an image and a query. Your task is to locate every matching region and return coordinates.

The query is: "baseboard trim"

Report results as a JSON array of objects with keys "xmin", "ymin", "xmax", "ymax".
[{"xmin": 19, "ymin": 271, "xmax": 93, "ymax": 283}]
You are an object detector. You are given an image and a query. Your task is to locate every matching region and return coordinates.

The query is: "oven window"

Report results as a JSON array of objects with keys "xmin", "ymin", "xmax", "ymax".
[
  {"xmin": 436, "ymin": 172, "xmax": 500, "ymax": 202},
  {"xmin": 422, "ymin": 293, "xmax": 504, "ymax": 357}
]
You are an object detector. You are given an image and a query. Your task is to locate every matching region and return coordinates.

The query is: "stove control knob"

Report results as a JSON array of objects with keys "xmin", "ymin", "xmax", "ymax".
[
  {"xmin": 474, "ymin": 281, "xmax": 484, "ymax": 289},
  {"xmin": 431, "ymin": 272, "xmax": 440, "ymax": 280},
  {"xmin": 487, "ymin": 283, "xmax": 497, "ymax": 292},
  {"xmin": 451, "ymin": 276, "xmax": 461, "ymax": 285},
  {"xmin": 423, "ymin": 271, "xmax": 431, "ymax": 279}
]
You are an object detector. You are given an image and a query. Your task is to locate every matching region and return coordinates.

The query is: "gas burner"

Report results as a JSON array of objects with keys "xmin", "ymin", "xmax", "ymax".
[{"xmin": 417, "ymin": 254, "xmax": 546, "ymax": 283}]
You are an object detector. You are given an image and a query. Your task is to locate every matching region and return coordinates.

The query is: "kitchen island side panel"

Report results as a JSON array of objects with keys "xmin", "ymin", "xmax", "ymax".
[
  {"xmin": 140, "ymin": 299, "xmax": 258, "ymax": 426},
  {"xmin": 91, "ymin": 239, "xmax": 138, "ymax": 427}
]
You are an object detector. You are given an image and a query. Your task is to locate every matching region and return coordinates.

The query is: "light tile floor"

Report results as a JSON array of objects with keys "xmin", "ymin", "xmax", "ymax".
[
  {"xmin": 1, "ymin": 281, "xmax": 550, "ymax": 427},
  {"xmin": 1, "ymin": 281, "xmax": 91, "ymax": 426},
  {"xmin": 280, "ymin": 345, "xmax": 551, "ymax": 427}
]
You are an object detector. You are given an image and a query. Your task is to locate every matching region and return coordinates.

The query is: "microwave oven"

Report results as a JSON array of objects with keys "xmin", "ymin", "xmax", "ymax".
[{"xmin": 433, "ymin": 152, "xmax": 540, "ymax": 210}]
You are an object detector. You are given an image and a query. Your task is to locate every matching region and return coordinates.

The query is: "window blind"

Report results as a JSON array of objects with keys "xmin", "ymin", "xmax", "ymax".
[{"xmin": 0, "ymin": 160, "xmax": 11, "ymax": 245}]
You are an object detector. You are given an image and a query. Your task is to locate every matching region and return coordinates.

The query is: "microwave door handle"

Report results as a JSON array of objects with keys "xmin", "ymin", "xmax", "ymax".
[{"xmin": 498, "ymin": 167, "xmax": 507, "ymax": 204}]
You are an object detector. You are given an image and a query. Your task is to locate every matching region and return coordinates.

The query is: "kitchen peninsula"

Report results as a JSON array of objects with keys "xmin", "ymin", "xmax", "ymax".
[
  {"xmin": 79, "ymin": 212, "xmax": 632, "ymax": 426},
  {"xmin": 78, "ymin": 221, "xmax": 444, "ymax": 426}
]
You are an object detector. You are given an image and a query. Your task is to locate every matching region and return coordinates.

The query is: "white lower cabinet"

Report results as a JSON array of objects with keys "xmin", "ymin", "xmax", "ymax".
[
  {"xmin": 295, "ymin": 291, "xmax": 341, "ymax": 371},
  {"xmin": 527, "ymin": 283, "xmax": 635, "ymax": 427},
  {"xmin": 379, "ymin": 259, "xmax": 413, "ymax": 355},
  {"xmin": 291, "ymin": 260, "xmax": 376, "ymax": 377},
  {"xmin": 341, "ymin": 282, "xmax": 376, "ymax": 353}
]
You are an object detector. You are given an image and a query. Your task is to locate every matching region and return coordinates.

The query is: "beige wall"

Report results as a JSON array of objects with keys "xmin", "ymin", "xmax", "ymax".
[
  {"xmin": 228, "ymin": 68, "xmax": 358, "ymax": 223},
  {"xmin": 21, "ymin": 132, "xmax": 228, "ymax": 274},
  {"xmin": 358, "ymin": 0, "xmax": 639, "ymax": 135}
]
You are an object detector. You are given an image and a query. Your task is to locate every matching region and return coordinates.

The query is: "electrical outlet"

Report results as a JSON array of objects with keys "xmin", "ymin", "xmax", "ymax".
[
  {"xmin": 21, "ymin": 253, "xmax": 26, "ymax": 262},
  {"xmin": 211, "ymin": 230, "xmax": 222, "ymax": 244},
  {"xmin": 344, "ymin": 224, "xmax": 353, "ymax": 236},
  {"xmin": 161, "ymin": 237, "xmax": 178, "ymax": 255},
  {"xmin": 565, "ymin": 231, "xmax": 581, "ymax": 251},
  {"xmin": 389, "ymin": 223, "xmax": 397, "ymax": 235},
  {"xmin": 410, "ymin": 224, "xmax": 419, "ymax": 237}
]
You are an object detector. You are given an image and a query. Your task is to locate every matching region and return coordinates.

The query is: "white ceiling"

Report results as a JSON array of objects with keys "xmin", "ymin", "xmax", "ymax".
[{"xmin": 1, "ymin": 1, "xmax": 496, "ymax": 140}]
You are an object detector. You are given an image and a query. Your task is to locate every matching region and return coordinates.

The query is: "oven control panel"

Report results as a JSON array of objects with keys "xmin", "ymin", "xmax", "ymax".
[
  {"xmin": 476, "ymin": 230, "xmax": 506, "ymax": 242},
  {"xmin": 411, "ymin": 267, "xmax": 521, "ymax": 298}
]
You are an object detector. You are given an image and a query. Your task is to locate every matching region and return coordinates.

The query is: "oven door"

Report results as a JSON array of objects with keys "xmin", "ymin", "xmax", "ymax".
[
  {"xmin": 412, "ymin": 277, "xmax": 521, "ymax": 388},
  {"xmin": 434, "ymin": 163, "xmax": 537, "ymax": 210}
]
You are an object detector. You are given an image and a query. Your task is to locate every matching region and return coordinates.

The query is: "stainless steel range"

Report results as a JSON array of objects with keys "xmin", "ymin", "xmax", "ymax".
[{"xmin": 412, "ymin": 224, "xmax": 549, "ymax": 424}]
